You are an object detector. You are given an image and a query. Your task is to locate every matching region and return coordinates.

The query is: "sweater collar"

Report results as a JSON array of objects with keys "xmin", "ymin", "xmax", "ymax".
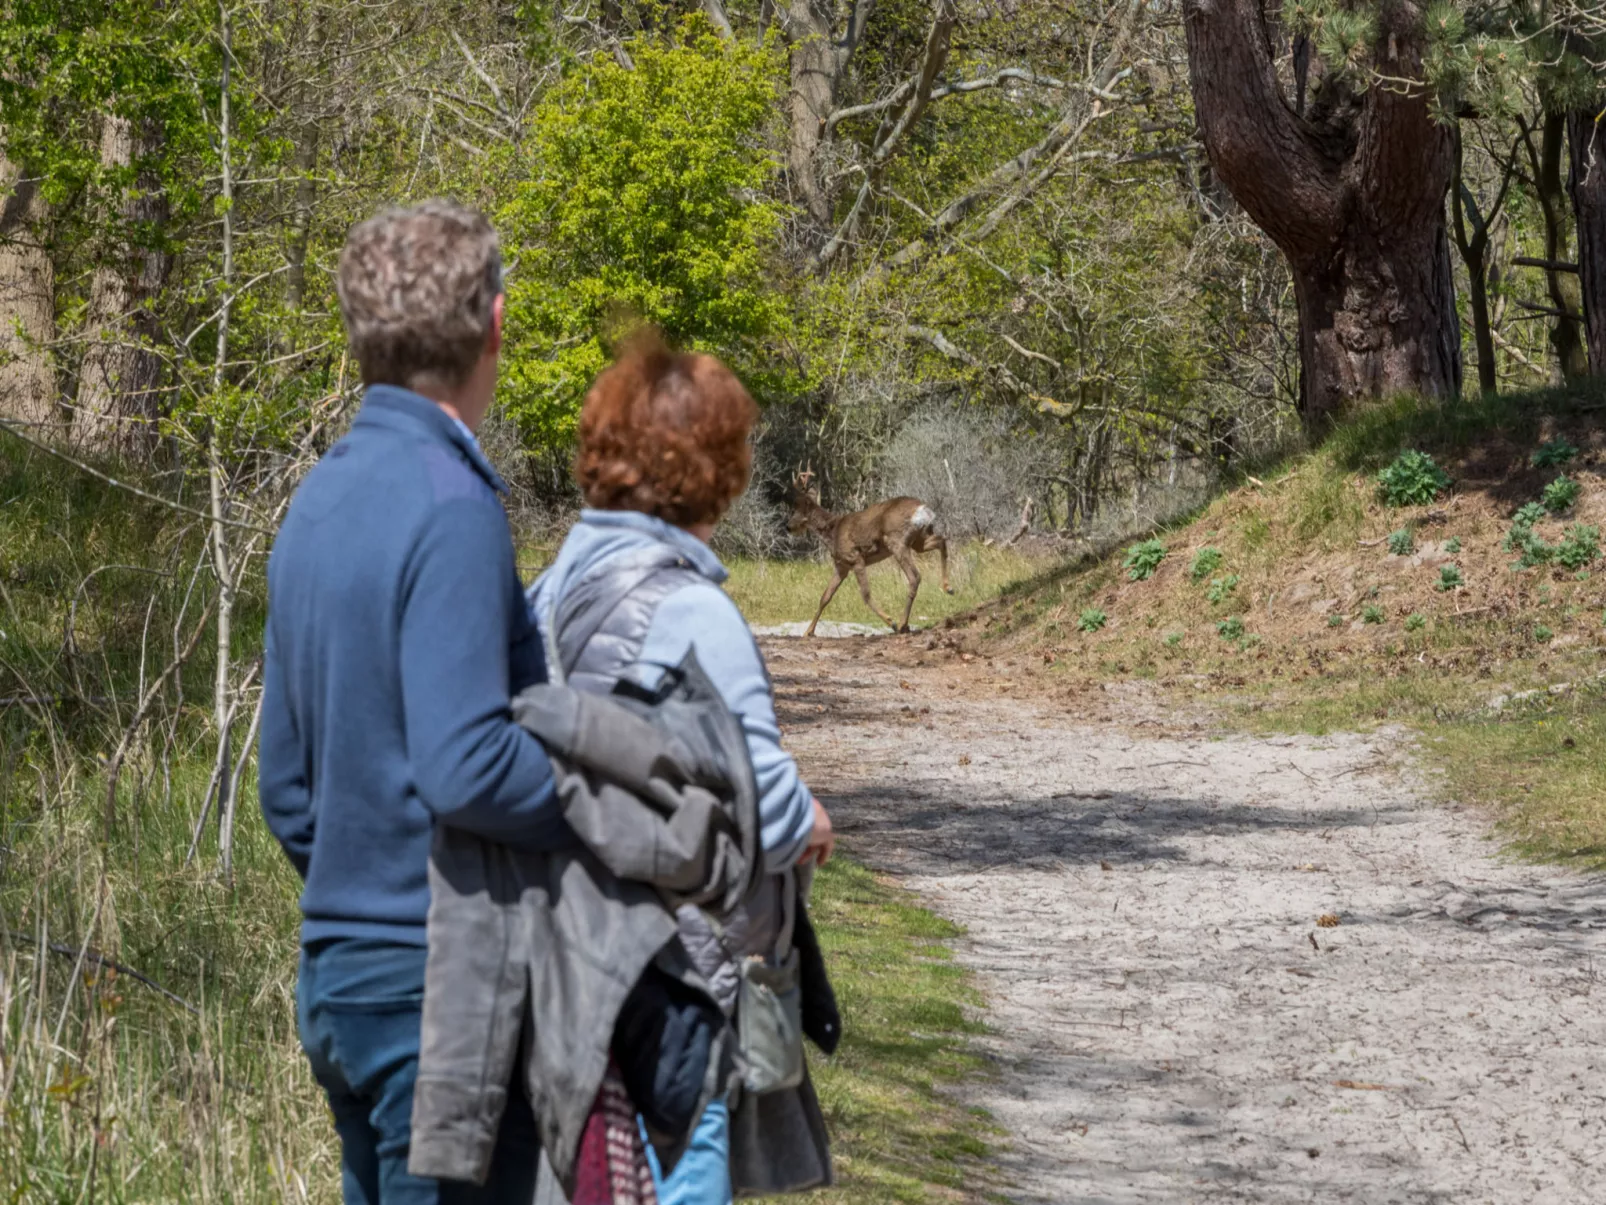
[
  {"xmin": 576, "ymin": 509, "xmax": 729, "ymax": 584},
  {"xmin": 354, "ymin": 385, "xmax": 508, "ymax": 495}
]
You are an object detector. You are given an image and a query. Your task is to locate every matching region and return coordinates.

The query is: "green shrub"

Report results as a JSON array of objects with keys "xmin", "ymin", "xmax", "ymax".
[
  {"xmin": 1123, "ymin": 538, "xmax": 1167, "ymax": 581},
  {"xmin": 1544, "ymin": 475, "xmax": 1582, "ymax": 514},
  {"xmin": 1504, "ymin": 503, "xmax": 1555, "ymax": 567},
  {"xmin": 1556, "ymin": 524, "xmax": 1601, "ymax": 571},
  {"xmin": 1188, "ymin": 547, "xmax": 1224, "ymax": 582},
  {"xmin": 1438, "ymin": 564, "xmax": 1464, "ymax": 591},
  {"xmin": 1077, "ymin": 607, "xmax": 1107, "ymax": 633},
  {"xmin": 1444, "ymin": 536, "xmax": 1462, "ymax": 553},
  {"xmin": 1163, "ymin": 630, "xmax": 1184, "ymax": 648},
  {"xmin": 1377, "ymin": 450, "xmax": 1451, "ymax": 507},
  {"xmin": 1534, "ymin": 623, "xmax": 1554, "ymax": 643},
  {"xmin": 1327, "ymin": 613, "xmax": 1345, "ymax": 628},
  {"xmin": 1387, "ymin": 528, "xmax": 1414, "ymax": 556},
  {"xmin": 1361, "ymin": 604, "xmax": 1385, "ymax": 624},
  {"xmin": 1216, "ymin": 616, "xmax": 1245, "ymax": 641},
  {"xmin": 1205, "ymin": 574, "xmax": 1241, "ymax": 605},
  {"xmin": 1405, "ymin": 612, "xmax": 1426, "ymax": 632},
  {"xmin": 1532, "ymin": 438, "xmax": 1580, "ymax": 468}
]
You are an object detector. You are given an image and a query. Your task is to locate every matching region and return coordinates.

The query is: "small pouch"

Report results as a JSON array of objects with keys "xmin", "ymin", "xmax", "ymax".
[{"xmin": 737, "ymin": 949, "xmax": 805, "ymax": 1095}]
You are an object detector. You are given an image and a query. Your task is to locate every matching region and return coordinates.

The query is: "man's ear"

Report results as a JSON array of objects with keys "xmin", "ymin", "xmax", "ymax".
[{"xmin": 488, "ymin": 293, "xmax": 505, "ymax": 356}]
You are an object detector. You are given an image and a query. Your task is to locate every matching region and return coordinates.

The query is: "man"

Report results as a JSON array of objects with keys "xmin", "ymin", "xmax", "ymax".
[{"xmin": 260, "ymin": 201, "xmax": 563, "ymax": 1203}]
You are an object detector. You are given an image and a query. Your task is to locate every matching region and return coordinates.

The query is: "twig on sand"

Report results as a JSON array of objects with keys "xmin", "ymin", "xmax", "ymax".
[{"xmin": 1451, "ymin": 1116, "xmax": 1472, "ymax": 1153}]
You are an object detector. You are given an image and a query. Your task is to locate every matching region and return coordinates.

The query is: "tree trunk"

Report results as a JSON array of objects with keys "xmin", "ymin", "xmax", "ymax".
[
  {"xmin": 1528, "ymin": 111, "xmax": 1588, "ymax": 380},
  {"xmin": 783, "ymin": 0, "xmax": 844, "ymax": 232},
  {"xmin": 1182, "ymin": 0, "xmax": 1461, "ymax": 426},
  {"xmin": 285, "ymin": 126, "xmax": 318, "ymax": 311},
  {"xmin": 1569, "ymin": 108, "xmax": 1606, "ymax": 376},
  {"xmin": 0, "ymin": 150, "xmax": 57, "ymax": 429},
  {"xmin": 75, "ymin": 115, "xmax": 173, "ymax": 458}
]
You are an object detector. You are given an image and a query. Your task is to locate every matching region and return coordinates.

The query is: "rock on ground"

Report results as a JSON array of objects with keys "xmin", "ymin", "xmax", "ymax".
[{"xmin": 767, "ymin": 639, "xmax": 1606, "ymax": 1204}]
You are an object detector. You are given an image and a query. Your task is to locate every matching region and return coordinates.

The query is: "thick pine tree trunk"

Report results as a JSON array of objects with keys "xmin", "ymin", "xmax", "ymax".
[
  {"xmin": 0, "ymin": 150, "xmax": 57, "ymax": 430},
  {"xmin": 1182, "ymin": 0, "xmax": 1461, "ymax": 427},
  {"xmin": 75, "ymin": 115, "xmax": 173, "ymax": 457},
  {"xmin": 1569, "ymin": 109, "xmax": 1606, "ymax": 376}
]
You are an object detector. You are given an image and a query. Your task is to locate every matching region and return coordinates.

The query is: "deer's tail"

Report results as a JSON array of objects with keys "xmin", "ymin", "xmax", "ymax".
[{"xmin": 911, "ymin": 504, "xmax": 937, "ymax": 531}]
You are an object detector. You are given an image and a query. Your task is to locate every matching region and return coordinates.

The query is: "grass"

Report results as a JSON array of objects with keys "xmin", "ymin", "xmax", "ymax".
[
  {"xmin": 723, "ymin": 544, "xmax": 1039, "ymax": 629},
  {"xmin": 0, "ymin": 438, "xmax": 995, "ymax": 1204}
]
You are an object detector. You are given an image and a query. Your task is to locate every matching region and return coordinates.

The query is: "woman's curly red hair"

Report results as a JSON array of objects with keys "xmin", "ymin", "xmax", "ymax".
[{"xmin": 575, "ymin": 332, "xmax": 758, "ymax": 528}]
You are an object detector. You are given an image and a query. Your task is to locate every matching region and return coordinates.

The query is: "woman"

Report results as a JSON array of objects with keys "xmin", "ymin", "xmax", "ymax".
[{"xmin": 529, "ymin": 332, "xmax": 835, "ymax": 1204}]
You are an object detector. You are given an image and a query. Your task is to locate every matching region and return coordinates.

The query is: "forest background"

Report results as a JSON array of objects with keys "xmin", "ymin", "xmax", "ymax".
[{"xmin": 7, "ymin": 0, "xmax": 1606, "ymax": 1197}]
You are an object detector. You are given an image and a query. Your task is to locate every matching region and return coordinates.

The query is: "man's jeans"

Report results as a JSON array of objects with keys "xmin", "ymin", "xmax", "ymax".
[{"xmin": 297, "ymin": 939, "xmax": 540, "ymax": 1204}]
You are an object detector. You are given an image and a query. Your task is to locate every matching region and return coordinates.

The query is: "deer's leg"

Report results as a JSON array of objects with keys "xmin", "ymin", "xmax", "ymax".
[
  {"xmin": 805, "ymin": 565, "xmax": 847, "ymax": 638},
  {"xmin": 928, "ymin": 533, "xmax": 952, "ymax": 593},
  {"xmin": 893, "ymin": 545, "xmax": 921, "ymax": 633},
  {"xmin": 852, "ymin": 562, "xmax": 897, "ymax": 630}
]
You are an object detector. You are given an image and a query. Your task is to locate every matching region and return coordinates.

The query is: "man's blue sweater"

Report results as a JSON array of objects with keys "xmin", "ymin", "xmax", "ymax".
[{"xmin": 259, "ymin": 385, "xmax": 563, "ymax": 946}]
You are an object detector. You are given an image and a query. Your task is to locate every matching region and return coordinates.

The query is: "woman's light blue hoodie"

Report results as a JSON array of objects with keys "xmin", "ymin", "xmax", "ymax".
[{"xmin": 529, "ymin": 509, "xmax": 814, "ymax": 870}]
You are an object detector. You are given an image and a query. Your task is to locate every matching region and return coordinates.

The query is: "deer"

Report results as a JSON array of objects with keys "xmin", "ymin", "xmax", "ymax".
[{"xmin": 787, "ymin": 468, "xmax": 952, "ymax": 637}]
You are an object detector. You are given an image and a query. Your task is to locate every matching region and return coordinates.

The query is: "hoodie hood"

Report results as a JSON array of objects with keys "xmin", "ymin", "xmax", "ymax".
[{"xmin": 529, "ymin": 510, "xmax": 727, "ymax": 665}]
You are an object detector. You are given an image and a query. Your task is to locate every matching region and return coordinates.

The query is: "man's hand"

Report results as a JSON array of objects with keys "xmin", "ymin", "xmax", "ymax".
[{"xmin": 798, "ymin": 797, "xmax": 835, "ymax": 867}]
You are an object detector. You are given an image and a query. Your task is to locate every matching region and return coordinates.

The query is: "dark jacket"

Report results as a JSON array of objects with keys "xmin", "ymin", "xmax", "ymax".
[
  {"xmin": 259, "ymin": 385, "xmax": 564, "ymax": 945},
  {"xmin": 409, "ymin": 657, "xmax": 761, "ymax": 1195}
]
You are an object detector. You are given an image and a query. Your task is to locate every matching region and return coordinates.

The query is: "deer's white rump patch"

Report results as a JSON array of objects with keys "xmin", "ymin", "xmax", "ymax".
[{"xmin": 910, "ymin": 504, "xmax": 937, "ymax": 530}]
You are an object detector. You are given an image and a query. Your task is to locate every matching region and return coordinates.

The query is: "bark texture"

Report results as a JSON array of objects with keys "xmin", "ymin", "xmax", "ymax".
[
  {"xmin": 75, "ymin": 115, "xmax": 173, "ymax": 456},
  {"xmin": 782, "ymin": 0, "xmax": 873, "ymax": 237},
  {"xmin": 0, "ymin": 150, "xmax": 57, "ymax": 429},
  {"xmin": 1569, "ymin": 108, "xmax": 1606, "ymax": 377},
  {"xmin": 1527, "ymin": 112, "xmax": 1587, "ymax": 381},
  {"xmin": 1182, "ymin": 0, "xmax": 1461, "ymax": 424}
]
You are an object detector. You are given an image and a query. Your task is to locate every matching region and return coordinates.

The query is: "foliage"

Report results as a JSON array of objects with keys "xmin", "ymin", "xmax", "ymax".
[
  {"xmin": 496, "ymin": 21, "xmax": 785, "ymax": 444},
  {"xmin": 1164, "ymin": 630, "xmax": 1184, "ymax": 648},
  {"xmin": 1532, "ymin": 438, "xmax": 1580, "ymax": 468},
  {"xmin": 1376, "ymin": 450, "xmax": 1452, "ymax": 507},
  {"xmin": 1444, "ymin": 536, "xmax": 1462, "ymax": 553},
  {"xmin": 1216, "ymin": 616, "xmax": 1245, "ymax": 641},
  {"xmin": 1439, "ymin": 564, "xmax": 1464, "ymax": 591},
  {"xmin": 1189, "ymin": 547, "xmax": 1224, "ymax": 582},
  {"xmin": 1205, "ymin": 574, "xmax": 1241, "ymax": 604},
  {"xmin": 1387, "ymin": 527, "xmax": 1414, "ymax": 556},
  {"xmin": 1362, "ymin": 604, "xmax": 1385, "ymax": 624},
  {"xmin": 1505, "ymin": 502, "xmax": 1556, "ymax": 567},
  {"xmin": 1405, "ymin": 612, "xmax": 1426, "ymax": 632},
  {"xmin": 1543, "ymin": 474, "xmax": 1582, "ymax": 514},
  {"xmin": 1123, "ymin": 538, "xmax": 1167, "ymax": 581},
  {"xmin": 1078, "ymin": 607, "xmax": 1108, "ymax": 633},
  {"xmin": 1534, "ymin": 623, "xmax": 1555, "ymax": 642},
  {"xmin": 1556, "ymin": 524, "xmax": 1601, "ymax": 571},
  {"xmin": 1328, "ymin": 613, "xmax": 1345, "ymax": 627}
]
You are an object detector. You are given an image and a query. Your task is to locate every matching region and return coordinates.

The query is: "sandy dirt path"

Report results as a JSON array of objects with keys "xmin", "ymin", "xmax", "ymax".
[{"xmin": 763, "ymin": 637, "xmax": 1606, "ymax": 1204}]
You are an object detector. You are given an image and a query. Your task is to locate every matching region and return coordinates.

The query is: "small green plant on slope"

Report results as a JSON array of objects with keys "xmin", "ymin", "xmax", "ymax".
[
  {"xmin": 1556, "ymin": 524, "xmax": 1601, "ymax": 571},
  {"xmin": 1387, "ymin": 528, "xmax": 1414, "ymax": 556},
  {"xmin": 1504, "ymin": 503, "xmax": 1554, "ymax": 567},
  {"xmin": 1123, "ymin": 538, "xmax": 1166, "ymax": 581},
  {"xmin": 1188, "ymin": 547, "xmax": 1224, "ymax": 582},
  {"xmin": 1078, "ymin": 607, "xmax": 1107, "ymax": 633},
  {"xmin": 1206, "ymin": 574, "xmax": 1241, "ymax": 605},
  {"xmin": 1164, "ymin": 630, "xmax": 1184, "ymax": 648},
  {"xmin": 1405, "ymin": 613, "xmax": 1426, "ymax": 632},
  {"xmin": 1377, "ymin": 450, "xmax": 1451, "ymax": 507},
  {"xmin": 1444, "ymin": 537, "xmax": 1462, "ymax": 553},
  {"xmin": 1216, "ymin": 616, "xmax": 1245, "ymax": 641},
  {"xmin": 1328, "ymin": 613, "xmax": 1345, "ymax": 627},
  {"xmin": 1362, "ymin": 604, "xmax": 1385, "ymax": 624},
  {"xmin": 1533, "ymin": 438, "xmax": 1580, "ymax": 469},
  {"xmin": 1439, "ymin": 564, "xmax": 1464, "ymax": 591},
  {"xmin": 1534, "ymin": 623, "xmax": 1555, "ymax": 643},
  {"xmin": 1544, "ymin": 475, "xmax": 1582, "ymax": 514}
]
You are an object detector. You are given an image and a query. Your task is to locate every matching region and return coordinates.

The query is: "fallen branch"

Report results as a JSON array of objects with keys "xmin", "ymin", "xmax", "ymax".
[{"xmin": 2, "ymin": 929, "xmax": 198, "ymax": 1015}]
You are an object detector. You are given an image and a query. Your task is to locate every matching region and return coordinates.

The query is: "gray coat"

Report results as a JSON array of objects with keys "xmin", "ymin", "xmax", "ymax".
[
  {"xmin": 539, "ymin": 544, "xmax": 833, "ymax": 1197},
  {"xmin": 409, "ymin": 654, "xmax": 759, "ymax": 1196}
]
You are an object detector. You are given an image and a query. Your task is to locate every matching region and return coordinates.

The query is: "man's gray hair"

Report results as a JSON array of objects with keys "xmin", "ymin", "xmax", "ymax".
[{"xmin": 336, "ymin": 200, "xmax": 503, "ymax": 393}]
